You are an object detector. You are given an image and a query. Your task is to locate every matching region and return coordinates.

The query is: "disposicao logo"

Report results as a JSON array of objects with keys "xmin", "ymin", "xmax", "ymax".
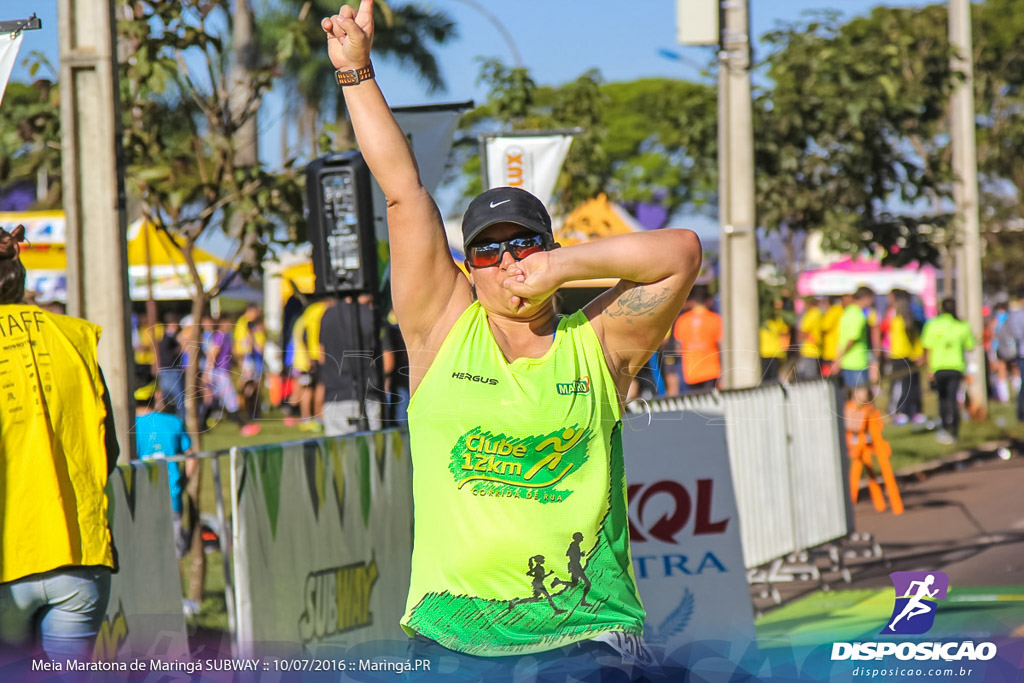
[
  {"xmin": 831, "ymin": 570, "xmax": 998, "ymax": 663},
  {"xmin": 883, "ymin": 570, "xmax": 948, "ymax": 635}
]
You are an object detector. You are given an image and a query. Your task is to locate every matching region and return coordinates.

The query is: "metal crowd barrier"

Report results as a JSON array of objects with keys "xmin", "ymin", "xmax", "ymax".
[{"xmin": 629, "ymin": 379, "xmax": 852, "ymax": 573}]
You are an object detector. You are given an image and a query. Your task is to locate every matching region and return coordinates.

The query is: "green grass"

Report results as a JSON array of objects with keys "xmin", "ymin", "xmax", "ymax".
[{"xmin": 875, "ymin": 387, "xmax": 1023, "ymax": 472}]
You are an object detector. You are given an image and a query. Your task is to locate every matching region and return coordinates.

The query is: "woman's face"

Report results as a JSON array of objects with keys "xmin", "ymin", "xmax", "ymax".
[{"xmin": 466, "ymin": 222, "xmax": 553, "ymax": 319}]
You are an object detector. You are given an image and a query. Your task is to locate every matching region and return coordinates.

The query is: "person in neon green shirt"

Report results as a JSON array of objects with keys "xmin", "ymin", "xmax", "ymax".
[
  {"xmin": 322, "ymin": 1, "xmax": 702, "ymax": 672},
  {"xmin": 922, "ymin": 298, "xmax": 976, "ymax": 443},
  {"xmin": 835, "ymin": 287, "xmax": 876, "ymax": 389}
]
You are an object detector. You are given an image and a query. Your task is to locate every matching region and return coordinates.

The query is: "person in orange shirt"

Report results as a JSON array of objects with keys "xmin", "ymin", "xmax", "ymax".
[{"xmin": 672, "ymin": 285, "xmax": 722, "ymax": 391}]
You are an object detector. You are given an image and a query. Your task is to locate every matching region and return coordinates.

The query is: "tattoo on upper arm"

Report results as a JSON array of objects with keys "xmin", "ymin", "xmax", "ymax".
[{"xmin": 603, "ymin": 283, "xmax": 672, "ymax": 320}]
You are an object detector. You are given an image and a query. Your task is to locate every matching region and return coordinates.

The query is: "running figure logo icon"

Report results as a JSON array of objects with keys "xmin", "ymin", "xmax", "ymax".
[{"xmin": 882, "ymin": 571, "xmax": 950, "ymax": 635}]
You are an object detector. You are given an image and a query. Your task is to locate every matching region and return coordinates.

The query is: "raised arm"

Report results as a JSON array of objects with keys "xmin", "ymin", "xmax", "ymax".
[
  {"xmin": 503, "ymin": 229, "xmax": 702, "ymax": 397},
  {"xmin": 322, "ymin": 1, "xmax": 471, "ymax": 351}
]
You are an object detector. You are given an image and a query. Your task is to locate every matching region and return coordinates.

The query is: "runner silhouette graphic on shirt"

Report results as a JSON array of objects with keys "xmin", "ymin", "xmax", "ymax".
[
  {"xmin": 888, "ymin": 574, "xmax": 939, "ymax": 631},
  {"xmin": 551, "ymin": 532, "xmax": 593, "ymax": 607},
  {"xmin": 508, "ymin": 555, "xmax": 565, "ymax": 615}
]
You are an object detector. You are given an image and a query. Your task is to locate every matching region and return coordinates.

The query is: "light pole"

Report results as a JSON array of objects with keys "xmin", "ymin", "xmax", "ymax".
[
  {"xmin": 948, "ymin": 0, "xmax": 987, "ymax": 416},
  {"xmin": 717, "ymin": 0, "xmax": 761, "ymax": 389}
]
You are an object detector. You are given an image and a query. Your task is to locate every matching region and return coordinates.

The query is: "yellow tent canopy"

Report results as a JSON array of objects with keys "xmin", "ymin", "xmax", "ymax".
[
  {"xmin": 279, "ymin": 261, "xmax": 316, "ymax": 301},
  {"xmin": 555, "ymin": 193, "xmax": 640, "ymax": 247},
  {"xmin": 17, "ymin": 217, "xmax": 224, "ymax": 271}
]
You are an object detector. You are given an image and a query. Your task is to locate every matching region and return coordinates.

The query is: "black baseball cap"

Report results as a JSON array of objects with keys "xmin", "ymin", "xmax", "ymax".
[{"xmin": 461, "ymin": 187, "xmax": 552, "ymax": 248}]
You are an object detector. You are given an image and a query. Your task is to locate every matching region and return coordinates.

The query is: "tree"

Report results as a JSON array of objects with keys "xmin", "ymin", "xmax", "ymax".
[
  {"xmin": 758, "ymin": 7, "xmax": 958, "ymax": 271},
  {"xmin": 118, "ymin": 0, "xmax": 305, "ymax": 607},
  {"xmin": 459, "ymin": 60, "xmax": 718, "ymax": 222},
  {"xmin": 0, "ymin": 76, "xmax": 61, "ymax": 208},
  {"xmin": 257, "ymin": 0, "xmax": 457, "ymax": 154}
]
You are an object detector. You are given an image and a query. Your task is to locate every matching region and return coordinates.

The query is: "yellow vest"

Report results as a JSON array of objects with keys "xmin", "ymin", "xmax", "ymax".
[
  {"xmin": 0, "ymin": 305, "xmax": 115, "ymax": 583},
  {"xmin": 821, "ymin": 305, "xmax": 844, "ymax": 362},
  {"xmin": 799, "ymin": 307, "xmax": 824, "ymax": 359},
  {"xmin": 291, "ymin": 301, "xmax": 329, "ymax": 372},
  {"xmin": 759, "ymin": 318, "xmax": 790, "ymax": 359}
]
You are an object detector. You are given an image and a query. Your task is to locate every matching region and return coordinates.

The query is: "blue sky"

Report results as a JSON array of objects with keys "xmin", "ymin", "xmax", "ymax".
[
  {"xmin": 5, "ymin": 0, "xmax": 929, "ymax": 141},
  {"xmin": 3, "ymin": 0, "xmax": 929, "ymax": 239}
]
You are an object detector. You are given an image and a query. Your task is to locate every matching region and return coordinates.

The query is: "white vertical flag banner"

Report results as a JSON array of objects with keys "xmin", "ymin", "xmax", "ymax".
[
  {"xmin": 0, "ymin": 32, "xmax": 25, "ymax": 109},
  {"xmin": 484, "ymin": 134, "xmax": 574, "ymax": 205}
]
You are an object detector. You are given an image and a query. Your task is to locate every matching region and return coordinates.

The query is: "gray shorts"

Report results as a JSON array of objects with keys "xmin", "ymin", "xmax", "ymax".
[{"xmin": 323, "ymin": 399, "xmax": 383, "ymax": 436}]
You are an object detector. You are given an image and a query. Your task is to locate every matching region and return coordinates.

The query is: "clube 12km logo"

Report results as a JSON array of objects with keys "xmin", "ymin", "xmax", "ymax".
[{"xmin": 831, "ymin": 571, "xmax": 997, "ymax": 663}]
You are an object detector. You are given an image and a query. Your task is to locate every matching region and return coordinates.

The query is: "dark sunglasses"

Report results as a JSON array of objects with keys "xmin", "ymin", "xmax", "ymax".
[{"xmin": 466, "ymin": 233, "xmax": 551, "ymax": 268}]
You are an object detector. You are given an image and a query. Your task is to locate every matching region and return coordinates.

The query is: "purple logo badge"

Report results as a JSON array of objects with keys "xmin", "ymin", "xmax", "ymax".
[{"xmin": 882, "ymin": 571, "xmax": 949, "ymax": 635}]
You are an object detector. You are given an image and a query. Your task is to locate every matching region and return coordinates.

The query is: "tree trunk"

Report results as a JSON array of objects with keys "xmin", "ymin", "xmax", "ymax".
[{"xmin": 184, "ymin": 289, "xmax": 207, "ymax": 608}]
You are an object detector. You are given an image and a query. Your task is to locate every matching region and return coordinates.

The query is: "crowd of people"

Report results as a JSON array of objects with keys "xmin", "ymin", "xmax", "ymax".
[
  {"xmin": 645, "ymin": 283, "xmax": 1024, "ymax": 445},
  {"xmin": 131, "ymin": 294, "xmax": 408, "ymax": 440}
]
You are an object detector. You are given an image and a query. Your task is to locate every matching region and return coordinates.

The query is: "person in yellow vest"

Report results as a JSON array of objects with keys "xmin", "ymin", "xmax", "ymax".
[
  {"xmin": 0, "ymin": 226, "xmax": 120, "ymax": 662},
  {"xmin": 887, "ymin": 289, "xmax": 925, "ymax": 426},
  {"xmin": 323, "ymin": 2, "xmax": 702, "ymax": 671},
  {"xmin": 820, "ymin": 296, "xmax": 845, "ymax": 376},
  {"xmin": 288, "ymin": 298, "xmax": 332, "ymax": 431},
  {"xmin": 796, "ymin": 296, "xmax": 827, "ymax": 380},
  {"xmin": 759, "ymin": 298, "xmax": 790, "ymax": 383}
]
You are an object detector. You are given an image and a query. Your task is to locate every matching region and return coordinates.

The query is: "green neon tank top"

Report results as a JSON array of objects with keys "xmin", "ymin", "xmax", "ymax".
[{"xmin": 401, "ymin": 301, "xmax": 645, "ymax": 656}]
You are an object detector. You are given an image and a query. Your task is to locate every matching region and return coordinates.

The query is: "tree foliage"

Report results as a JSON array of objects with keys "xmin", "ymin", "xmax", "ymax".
[
  {"xmin": 758, "ymin": 6, "xmax": 958, "ymax": 268},
  {"xmin": 459, "ymin": 60, "xmax": 717, "ymax": 222},
  {"xmin": 257, "ymin": 0, "xmax": 457, "ymax": 153},
  {"xmin": 0, "ymin": 78, "xmax": 61, "ymax": 208},
  {"xmin": 118, "ymin": 0, "xmax": 306, "ymax": 449}
]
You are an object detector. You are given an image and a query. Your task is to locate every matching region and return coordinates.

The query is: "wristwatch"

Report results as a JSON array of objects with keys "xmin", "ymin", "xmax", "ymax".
[{"xmin": 335, "ymin": 63, "xmax": 374, "ymax": 86}]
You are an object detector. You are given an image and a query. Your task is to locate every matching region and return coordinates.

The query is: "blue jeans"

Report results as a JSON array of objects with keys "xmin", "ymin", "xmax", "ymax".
[
  {"xmin": 842, "ymin": 368, "xmax": 871, "ymax": 389},
  {"xmin": 157, "ymin": 368, "xmax": 185, "ymax": 418},
  {"xmin": 0, "ymin": 566, "xmax": 112, "ymax": 661}
]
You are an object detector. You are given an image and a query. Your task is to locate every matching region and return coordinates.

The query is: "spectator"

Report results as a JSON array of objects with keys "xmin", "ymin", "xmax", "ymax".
[
  {"xmin": 759, "ymin": 298, "xmax": 789, "ymax": 383},
  {"xmin": 1001, "ymin": 288, "xmax": 1024, "ymax": 422},
  {"xmin": 887, "ymin": 289, "xmax": 925, "ymax": 425},
  {"xmin": 820, "ymin": 295, "xmax": 845, "ymax": 376},
  {"xmin": 237, "ymin": 312, "xmax": 266, "ymax": 421},
  {"xmin": 156, "ymin": 313, "xmax": 186, "ymax": 418},
  {"xmin": 318, "ymin": 295, "xmax": 387, "ymax": 435},
  {"xmin": 672, "ymin": 285, "xmax": 722, "ymax": 391},
  {"xmin": 289, "ymin": 298, "xmax": 332, "ymax": 431},
  {"xmin": 0, "ymin": 225, "xmax": 120, "ymax": 662},
  {"xmin": 135, "ymin": 387, "xmax": 194, "ymax": 558},
  {"xmin": 835, "ymin": 287, "xmax": 876, "ymax": 390},
  {"xmin": 203, "ymin": 316, "xmax": 260, "ymax": 436},
  {"xmin": 796, "ymin": 296, "xmax": 827, "ymax": 381},
  {"xmin": 922, "ymin": 298, "xmax": 976, "ymax": 444}
]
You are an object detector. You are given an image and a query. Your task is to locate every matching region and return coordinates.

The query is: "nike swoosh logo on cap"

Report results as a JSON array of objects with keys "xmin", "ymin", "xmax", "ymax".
[{"xmin": 489, "ymin": 199, "xmax": 512, "ymax": 208}]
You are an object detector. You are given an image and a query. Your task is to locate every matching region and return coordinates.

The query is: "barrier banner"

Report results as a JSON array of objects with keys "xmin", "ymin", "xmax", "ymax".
[
  {"xmin": 621, "ymin": 409, "xmax": 755, "ymax": 658},
  {"xmin": 483, "ymin": 134, "xmax": 574, "ymax": 204},
  {"xmin": 96, "ymin": 462, "xmax": 189, "ymax": 661},
  {"xmin": 233, "ymin": 431, "xmax": 413, "ymax": 656}
]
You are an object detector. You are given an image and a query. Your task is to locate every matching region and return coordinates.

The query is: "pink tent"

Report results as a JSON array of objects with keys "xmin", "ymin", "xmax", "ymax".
[{"xmin": 797, "ymin": 258, "xmax": 938, "ymax": 317}]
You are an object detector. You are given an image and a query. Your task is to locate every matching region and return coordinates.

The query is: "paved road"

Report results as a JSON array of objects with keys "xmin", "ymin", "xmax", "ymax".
[
  {"xmin": 849, "ymin": 454, "xmax": 1024, "ymax": 590},
  {"xmin": 752, "ymin": 454, "xmax": 1024, "ymax": 620}
]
